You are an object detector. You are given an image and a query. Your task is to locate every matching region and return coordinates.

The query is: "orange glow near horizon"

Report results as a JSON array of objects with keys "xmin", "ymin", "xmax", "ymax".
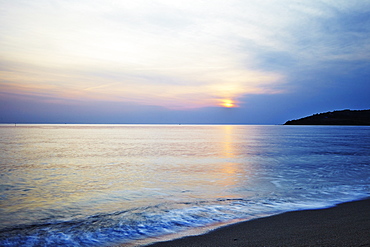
[{"xmin": 220, "ymin": 99, "xmax": 236, "ymax": 108}]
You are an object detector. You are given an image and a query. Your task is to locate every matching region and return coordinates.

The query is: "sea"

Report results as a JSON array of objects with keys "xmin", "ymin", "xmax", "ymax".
[{"xmin": 0, "ymin": 124, "xmax": 369, "ymax": 246}]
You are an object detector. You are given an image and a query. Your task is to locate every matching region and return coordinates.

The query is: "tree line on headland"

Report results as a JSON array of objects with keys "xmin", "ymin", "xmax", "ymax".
[{"xmin": 284, "ymin": 109, "xmax": 370, "ymax": 125}]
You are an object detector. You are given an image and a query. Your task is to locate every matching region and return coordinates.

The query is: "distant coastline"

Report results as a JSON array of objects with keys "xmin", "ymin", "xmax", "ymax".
[{"xmin": 284, "ymin": 109, "xmax": 370, "ymax": 125}]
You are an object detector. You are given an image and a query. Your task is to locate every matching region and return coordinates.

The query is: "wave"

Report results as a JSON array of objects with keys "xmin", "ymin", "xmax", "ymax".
[{"xmin": 1, "ymin": 194, "xmax": 367, "ymax": 247}]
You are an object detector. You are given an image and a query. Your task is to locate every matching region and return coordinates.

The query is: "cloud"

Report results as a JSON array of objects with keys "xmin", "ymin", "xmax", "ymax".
[
  {"xmin": 1, "ymin": 0, "xmax": 369, "ymax": 123},
  {"xmin": 1, "ymin": 0, "xmax": 289, "ymax": 108}
]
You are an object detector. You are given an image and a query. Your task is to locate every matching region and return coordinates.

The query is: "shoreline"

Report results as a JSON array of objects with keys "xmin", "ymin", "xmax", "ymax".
[{"xmin": 144, "ymin": 198, "xmax": 370, "ymax": 247}]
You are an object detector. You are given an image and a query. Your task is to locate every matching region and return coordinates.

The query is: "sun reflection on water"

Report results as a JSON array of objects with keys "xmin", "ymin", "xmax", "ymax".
[
  {"xmin": 210, "ymin": 125, "xmax": 252, "ymax": 189},
  {"xmin": 0, "ymin": 124, "xmax": 258, "ymax": 227}
]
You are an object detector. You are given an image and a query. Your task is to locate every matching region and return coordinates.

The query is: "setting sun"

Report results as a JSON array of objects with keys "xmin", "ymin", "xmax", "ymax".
[{"xmin": 220, "ymin": 99, "xmax": 236, "ymax": 108}]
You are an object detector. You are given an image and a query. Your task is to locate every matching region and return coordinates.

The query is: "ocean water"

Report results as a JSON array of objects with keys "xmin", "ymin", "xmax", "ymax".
[{"xmin": 0, "ymin": 124, "xmax": 369, "ymax": 246}]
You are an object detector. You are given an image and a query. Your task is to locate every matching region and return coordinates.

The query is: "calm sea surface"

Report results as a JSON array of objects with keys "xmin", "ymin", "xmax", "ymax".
[{"xmin": 0, "ymin": 124, "xmax": 369, "ymax": 246}]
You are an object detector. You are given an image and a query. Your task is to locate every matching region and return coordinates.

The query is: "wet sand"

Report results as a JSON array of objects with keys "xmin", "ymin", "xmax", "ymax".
[{"xmin": 146, "ymin": 198, "xmax": 370, "ymax": 247}]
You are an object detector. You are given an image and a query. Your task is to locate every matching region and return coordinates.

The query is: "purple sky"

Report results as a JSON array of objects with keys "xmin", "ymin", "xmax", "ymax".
[{"xmin": 1, "ymin": 0, "xmax": 369, "ymax": 124}]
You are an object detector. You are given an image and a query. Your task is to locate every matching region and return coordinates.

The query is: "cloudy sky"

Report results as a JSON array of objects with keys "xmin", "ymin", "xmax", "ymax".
[{"xmin": 1, "ymin": 0, "xmax": 369, "ymax": 124}]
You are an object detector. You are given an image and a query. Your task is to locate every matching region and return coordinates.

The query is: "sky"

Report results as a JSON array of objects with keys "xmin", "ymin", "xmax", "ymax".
[{"xmin": 1, "ymin": 0, "xmax": 369, "ymax": 124}]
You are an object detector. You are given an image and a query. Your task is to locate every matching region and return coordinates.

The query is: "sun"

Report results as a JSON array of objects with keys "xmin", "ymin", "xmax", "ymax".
[{"xmin": 220, "ymin": 99, "xmax": 236, "ymax": 108}]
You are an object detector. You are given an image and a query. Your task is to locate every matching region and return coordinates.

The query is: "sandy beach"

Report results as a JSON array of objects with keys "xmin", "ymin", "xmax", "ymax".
[{"xmin": 146, "ymin": 198, "xmax": 370, "ymax": 247}]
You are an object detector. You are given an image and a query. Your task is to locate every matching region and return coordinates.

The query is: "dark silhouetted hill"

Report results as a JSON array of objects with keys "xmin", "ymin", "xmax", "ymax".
[{"xmin": 284, "ymin": 109, "xmax": 370, "ymax": 125}]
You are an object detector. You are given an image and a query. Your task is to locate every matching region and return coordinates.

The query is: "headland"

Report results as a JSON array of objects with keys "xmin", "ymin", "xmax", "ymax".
[{"xmin": 284, "ymin": 109, "xmax": 370, "ymax": 125}]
